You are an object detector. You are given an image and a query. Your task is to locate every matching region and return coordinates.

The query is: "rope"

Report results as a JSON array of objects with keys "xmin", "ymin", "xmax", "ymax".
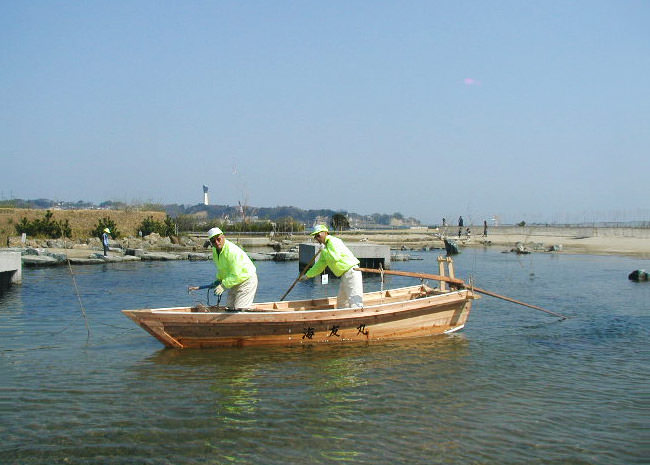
[{"xmin": 64, "ymin": 237, "xmax": 91, "ymax": 344}]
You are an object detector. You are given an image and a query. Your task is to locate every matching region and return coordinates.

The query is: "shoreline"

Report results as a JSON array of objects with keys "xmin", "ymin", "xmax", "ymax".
[
  {"xmin": 336, "ymin": 226, "xmax": 650, "ymax": 259},
  {"xmin": 3, "ymin": 225, "xmax": 649, "ymax": 267}
]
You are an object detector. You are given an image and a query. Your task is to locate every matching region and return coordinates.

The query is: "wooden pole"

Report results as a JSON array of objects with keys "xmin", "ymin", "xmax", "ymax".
[
  {"xmin": 469, "ymin": 286, "xmax": 568, "ymax": 320},
  {"xmin": 279, "ymin": 249, "xmax": 321, "ymax": 301},
  {"xmin": 355, "ymin": 267, "xmax": 568, "ymax": 320},
  {"xmin": 437, "ymin": 256, "xmax": 447, "ymax": 292},
  {"xmin": 355, "ymin": 267, "xmax": 465, "ymax": 286}
]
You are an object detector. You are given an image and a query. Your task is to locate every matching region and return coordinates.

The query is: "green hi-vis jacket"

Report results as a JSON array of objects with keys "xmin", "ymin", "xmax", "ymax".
[
  {"xmin": 305, "ymin": 235, "xmax": 360, "ymax": 278},
  {"xmin": 212, "ymin": 239, "xmax": 256, "ymax": 289}
]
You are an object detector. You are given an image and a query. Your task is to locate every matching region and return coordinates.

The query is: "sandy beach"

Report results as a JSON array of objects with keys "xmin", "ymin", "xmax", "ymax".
[
  {"xmin": 463, "ymin": 233, "xmax": 650, "ymax": 257},
  {"xmin": 335, "ymin": 226, "xmax": 650, "ymax": 259}
]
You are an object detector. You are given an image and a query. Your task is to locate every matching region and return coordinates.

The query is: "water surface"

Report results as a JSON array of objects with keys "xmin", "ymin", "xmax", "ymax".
[{"xmin": 1, "ymin": 250, "xmax": 648, "ymax": 464}]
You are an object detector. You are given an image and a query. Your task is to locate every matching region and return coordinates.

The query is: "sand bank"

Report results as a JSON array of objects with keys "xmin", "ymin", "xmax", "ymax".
[{"xmin": 336, "ymin": 226, "xmax": 650, "ymax": 259}]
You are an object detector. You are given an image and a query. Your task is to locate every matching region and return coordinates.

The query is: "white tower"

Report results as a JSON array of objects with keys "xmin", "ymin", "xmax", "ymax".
[{"xmin": 203, "ymin": 185, "xmax": 209, "ymax": 205}]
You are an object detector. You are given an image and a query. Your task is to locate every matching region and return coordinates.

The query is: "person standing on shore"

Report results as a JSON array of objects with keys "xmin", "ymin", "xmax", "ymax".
[
  {"xmin": 483, "ymin": 220, "xmax": 488, "ymax": 237},
  {"xmin": 102, "ymin": 228, "xmax": 111, "ymax": 256},
  {"xmin": 302, "ymin": 224, "xmax": 363, "ymax": 308},
  {"xmin": 205, "ymin": 227, "xmax": 258, "ymax": 309},
  {"xmin": 458, "ymin": 216, "xmax": 464, "ymax": 237}
]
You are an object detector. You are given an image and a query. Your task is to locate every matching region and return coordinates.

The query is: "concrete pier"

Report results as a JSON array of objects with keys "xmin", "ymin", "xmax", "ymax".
[
  {"xmin": 299, "ymin": 242, "xmax": 391, "ymax": 273},
  {"xmin": 0, "ymin": 251, "xmax": 22, "ymax": 290}
]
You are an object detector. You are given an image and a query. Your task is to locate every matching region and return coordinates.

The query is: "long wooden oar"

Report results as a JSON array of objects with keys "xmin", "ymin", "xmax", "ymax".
[
  {"xmin": 356, "ymin": 267, "xmax": 466, "ymax": 286},
  {"xmin": 469, "ymin": 285, "xmax": 568, "ymax": 320},
  {"xmin": 279, "ymin": 249, "xmax": 321, "ymax": 301},
  {"xmin": 356, "ymin": 267, "xmax": 568, "ymax": 320}
]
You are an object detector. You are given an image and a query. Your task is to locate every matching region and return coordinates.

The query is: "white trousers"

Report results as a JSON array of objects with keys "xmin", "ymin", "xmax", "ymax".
[
  {"xmin": 226, "ymin": 274, "xmax": 258, "ymax": 309},
  {"xmin": 337, "ymin": 267, "xmax": 363, "ymax": 308}
]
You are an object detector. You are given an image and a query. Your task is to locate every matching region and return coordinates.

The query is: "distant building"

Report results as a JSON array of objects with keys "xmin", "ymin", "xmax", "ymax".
[{"xmin": 203, "ymin": 185, "xmax": 209, "ymax": 206}]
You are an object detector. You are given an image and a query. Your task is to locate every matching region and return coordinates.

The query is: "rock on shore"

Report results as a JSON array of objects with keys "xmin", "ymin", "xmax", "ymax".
[{"xmin": 6, "ymin": 232, "xmax": 298, "ymax": 267}]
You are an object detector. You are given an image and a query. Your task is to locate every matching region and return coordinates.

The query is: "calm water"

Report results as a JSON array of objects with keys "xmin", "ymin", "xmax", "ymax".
[{"xmin": 1, "ymin": 249, "xmax": 648, "ymax": 464}]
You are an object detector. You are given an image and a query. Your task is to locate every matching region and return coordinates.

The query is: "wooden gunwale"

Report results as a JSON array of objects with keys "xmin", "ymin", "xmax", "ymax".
[{"xmin": 122, "ymin": 284, "xmax": 477, "ymax": 348}]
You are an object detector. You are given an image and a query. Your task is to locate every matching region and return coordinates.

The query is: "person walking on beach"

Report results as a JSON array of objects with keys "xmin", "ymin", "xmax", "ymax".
[
  {"xmin": 302, "ymin": 224, "xmax": 363, "ymax": 308},
  {"xmin": 458, "ymin": 216, "xmax": 464, "ymax": 237},
  {"xmin": 204, "ymin": 227, "xmax": 258, "ymax": 309},
  {"xmin": 102, "ymin": 228, "xmax": 111, "ymax": 256}
]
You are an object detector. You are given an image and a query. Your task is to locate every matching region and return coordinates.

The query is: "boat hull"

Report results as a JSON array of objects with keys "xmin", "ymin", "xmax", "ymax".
[{"xmin": 123, "ymin": 285, "xmax": 476, "ymax": 349}]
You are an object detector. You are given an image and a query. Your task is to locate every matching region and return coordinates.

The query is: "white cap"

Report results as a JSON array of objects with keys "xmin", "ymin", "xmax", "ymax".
[{"xmin": 207, "ymin": 227, "xmax": 223, "ymax": 239}]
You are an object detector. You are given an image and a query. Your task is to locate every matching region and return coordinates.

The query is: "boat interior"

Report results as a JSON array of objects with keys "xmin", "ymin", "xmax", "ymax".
[{"xmin": 186, "ymin": 284, "xmax": 457, "ymax": 313}]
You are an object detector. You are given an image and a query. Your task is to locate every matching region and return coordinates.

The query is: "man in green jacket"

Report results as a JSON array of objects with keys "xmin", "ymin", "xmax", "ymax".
[
  {"xmin": 207, "ymin": 227, "xmax": 258, "ymax": 309},
  {"xmin": 303, "ymin": 224, "xmax": 363, "ymax": 308}
]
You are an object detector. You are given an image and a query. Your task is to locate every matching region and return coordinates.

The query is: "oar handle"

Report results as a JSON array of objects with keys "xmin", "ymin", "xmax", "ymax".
[
  {"xmin": 471, "ymin": 286, "xmax": 569, "ymax": 320},
  {"xmin": 279, "ymin": 249, "xmax": 321, "ymax": 301},
  {"xmin": 356, "ymin": 267, "xmax": 569, "ymax": 320}
]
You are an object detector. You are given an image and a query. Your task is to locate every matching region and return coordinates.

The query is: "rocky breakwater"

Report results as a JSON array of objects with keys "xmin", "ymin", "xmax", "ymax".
[{"xmin": 6, "ymin": 233, "xmax": 300, "ymax": 267}]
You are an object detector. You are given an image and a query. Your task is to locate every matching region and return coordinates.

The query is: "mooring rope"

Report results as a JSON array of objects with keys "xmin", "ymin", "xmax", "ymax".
[{"xmin": 64, "ymin": 237, "xmax": 91, "ymax": 344}]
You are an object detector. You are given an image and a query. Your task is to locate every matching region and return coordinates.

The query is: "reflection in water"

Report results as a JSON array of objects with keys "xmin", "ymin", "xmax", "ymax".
[
  {"xmin": 136, "ymin": 337, "xmax": 473, "ymax": 463},
  {"xmin": 128, "ymin": 337, "xmax": 473, "ymax": 463},
  {"xmin": 211, "ymin": 367, "xmax": 260, "ymax": 424}
]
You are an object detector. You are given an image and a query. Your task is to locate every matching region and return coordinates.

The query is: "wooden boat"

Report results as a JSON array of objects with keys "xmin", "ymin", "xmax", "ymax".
[{"xmin": 123, "ymin": 282, "xmax": 478, "ymax": 349}]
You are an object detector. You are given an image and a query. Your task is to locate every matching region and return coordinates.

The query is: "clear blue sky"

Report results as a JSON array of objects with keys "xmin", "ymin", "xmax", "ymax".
[{"xmin": 2, "ymin": 1, "xmax": 648, "ymax": 224}]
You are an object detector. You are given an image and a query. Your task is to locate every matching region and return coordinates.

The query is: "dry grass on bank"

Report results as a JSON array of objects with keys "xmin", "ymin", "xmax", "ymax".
[{"xmin": 0, "ymin": 208, "xmax": 167, "ymax": 244}]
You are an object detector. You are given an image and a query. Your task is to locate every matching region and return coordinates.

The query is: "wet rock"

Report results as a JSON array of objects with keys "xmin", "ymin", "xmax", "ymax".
[
  {"xmin": 144, "ymin": 233, "xmax": 162, "ymax": 244},
  {"xmin": 140, "ymin": 252, "xmax": 182, "ymax": 261},
  {"xmin": 628, "ymin": 269, "xmax": 648, "ymax": 281},
  {"xmin": 248, "ymin": 252, "xmax": 274, "ymax": 261},
  {"xmin": 87, "ymin": 253, "xmax": 142, "ymax": 263},
  {"xmin": 125, "ymin": 248, "xmax": 145, "ymax": 257},
  {"xmin": 513, "ymin": 244, "xmax": 530, "ymax": 254},
  {"xmin": 22, "ymin": 255, "xmax": 59, "ymax": 266},
  {"xmin": 69, "ymin": 258, "xmax": 106, "ymax": 265},
  {"xmin": 180, "ymin": 236, "xmax": 195, "ymax": 247},
  {"xmin": 273, "ymin": 251, "xmax": 298, "ymax": 261},
  {"xmin": 187, "ymin": 252, "xmax": 211, "ymax": 261},
  {"xmin": 45, "ymin": 252, "xmax": 67, "ymax": 262}
]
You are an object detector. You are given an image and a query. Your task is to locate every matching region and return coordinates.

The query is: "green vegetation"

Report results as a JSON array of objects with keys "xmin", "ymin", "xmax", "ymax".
[
  {"xmin": 138, "ymin": 215, "xmax": 176, "ymax": 237},
  {"xmin": 173, "ymin": 215, "xmax": 305, "ymax": 234},
  {"xmin": 330, "ymin": 213, "xmax": 350, "ymax": 231},
  {"xmin": 15, "ymin": 210, "xmax": 72, "ymax": 238},
  {"xmin": 91, "ymin": 217, "xmax": 121, "ymax": 239},
  {"xmin": 200, "ymin": 217, "xmax": 305, "ymax": 234}
]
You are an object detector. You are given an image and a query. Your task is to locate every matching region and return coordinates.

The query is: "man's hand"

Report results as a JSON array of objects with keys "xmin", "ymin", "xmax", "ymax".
[{"xmin": 214, "ymin": 284, "xmax": 225, "ymax": 296}]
